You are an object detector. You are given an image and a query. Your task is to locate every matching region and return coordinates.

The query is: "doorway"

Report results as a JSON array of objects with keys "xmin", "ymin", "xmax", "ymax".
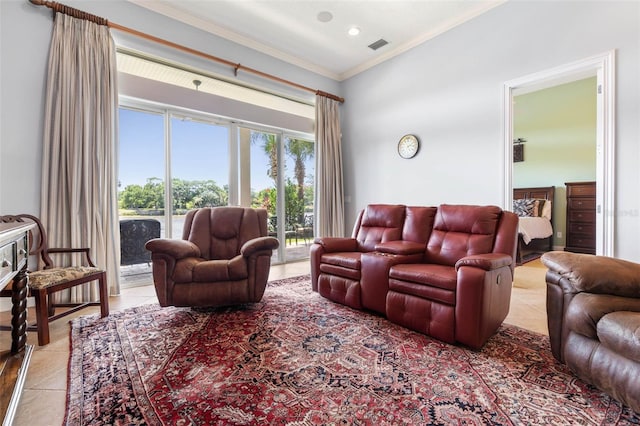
[{"xmin": 502, "ymin": 51, "xmax": 616, "ymax": 256}]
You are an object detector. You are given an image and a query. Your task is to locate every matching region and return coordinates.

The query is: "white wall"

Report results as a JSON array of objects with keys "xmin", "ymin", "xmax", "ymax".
[{"xmin": 340, "ymin": 0, "xmax": 640, "ymax": 261}]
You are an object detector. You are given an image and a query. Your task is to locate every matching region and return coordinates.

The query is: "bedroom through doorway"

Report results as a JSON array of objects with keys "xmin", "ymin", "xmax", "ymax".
[{"xmin": 503, "ymin": 51, "xmax": 616, "ymax": 260}]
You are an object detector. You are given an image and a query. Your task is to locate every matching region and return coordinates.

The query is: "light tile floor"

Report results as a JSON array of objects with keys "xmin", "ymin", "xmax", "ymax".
[{"xmin": 1, "ymin": 260, "xmax": 547, "ymax": 426}]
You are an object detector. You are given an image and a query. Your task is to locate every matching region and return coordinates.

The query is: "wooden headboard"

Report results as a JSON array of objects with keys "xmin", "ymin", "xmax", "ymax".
[
  {"xmin": 513, "ymin": 186, "xmax": 555, "ymax": 202},
  {"xmin": 513, "ymin": 186, "xmax": 555, "ymax": 226}
]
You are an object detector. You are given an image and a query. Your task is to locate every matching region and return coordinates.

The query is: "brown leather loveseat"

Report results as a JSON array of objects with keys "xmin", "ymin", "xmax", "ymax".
[
  {"xmin": 541, "ymin": 251, "xmax": 640, "ymax": 413},
  {"xmin": 311, "ymin": 203, "xmax": 519, "ymax": 349}
]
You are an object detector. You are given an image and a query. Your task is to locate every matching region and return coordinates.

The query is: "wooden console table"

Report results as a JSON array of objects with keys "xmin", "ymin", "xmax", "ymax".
[{"xmin": 0, "ymin": 222, "xmax": 35, "ymax": 425}]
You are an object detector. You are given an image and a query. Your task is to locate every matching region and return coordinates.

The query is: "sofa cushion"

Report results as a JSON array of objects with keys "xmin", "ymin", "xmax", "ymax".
[
  {"xmin": 389, "ymin": 263, "xmax": 457, "ymax": 292},
  {"xmin": 597, "ymin": 311, "xmax": 640, "ymax": 363},
  {"xmin": 388, "ymin": 278, "xmax": 456, "ymax": 305},
  {"xmin": 321, "ymin": 252, "xmax": 362, "ymax": 270},
  {"xmin": 425, "ymin": 205, "xmax": 501, "ymax": 266},
  {"xmin": 355, "ymin": 204, "xmax": 405, "ymax": 251}
]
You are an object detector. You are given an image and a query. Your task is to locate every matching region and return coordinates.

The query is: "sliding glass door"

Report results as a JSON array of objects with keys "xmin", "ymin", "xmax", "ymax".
[
  {"xmin": 118, "ymin": 103, "xmax": 313, "ymax": 274},
  {"xmin": 241, "ymin": 126, "xmax": 315, "ymax": 262}
]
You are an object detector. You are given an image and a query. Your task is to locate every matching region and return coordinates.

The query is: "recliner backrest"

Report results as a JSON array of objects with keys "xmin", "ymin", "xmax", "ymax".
[
  {"xmin": 425, "ymin": 204, "xmax": 501, "ymax": 266},
  {"xmin": 182, "ymin": 207, "xmax": 268, "ymax": 260},
  {"xmin": 354, "ymin": 204, "xmax": 406, "ymax": 252}
]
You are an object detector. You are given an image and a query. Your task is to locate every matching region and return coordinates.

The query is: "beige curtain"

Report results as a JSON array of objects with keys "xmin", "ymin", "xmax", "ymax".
[
  {"xmin": 41, "ymin": 13, "xmax": 121, "ymax": 300},
  {"xmin": 315, "ymin": 95, "xmax": 345, "ymax": 237}
]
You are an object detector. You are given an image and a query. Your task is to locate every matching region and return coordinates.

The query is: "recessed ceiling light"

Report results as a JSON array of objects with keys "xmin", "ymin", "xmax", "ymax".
[
  {"xmin": 348, "ymin": 26, "xmax": 360, "ymax": 36},
  {"xmin": 317, "ymin": 11, "xmax": 333, "ymax": 23}
]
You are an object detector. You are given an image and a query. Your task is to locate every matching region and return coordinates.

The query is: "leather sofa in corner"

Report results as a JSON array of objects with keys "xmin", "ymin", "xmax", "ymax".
[
  {"xmin": 542, "ymin": 251, "xmax": 640, "ymax": 413},
  {"xmin": 311, "ymin": 203, "xmax": 519, "ymax": 350}
]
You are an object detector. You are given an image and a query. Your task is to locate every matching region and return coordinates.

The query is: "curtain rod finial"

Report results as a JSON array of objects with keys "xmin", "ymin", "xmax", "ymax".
[{"xmin": 29, "ymin": 0, "xmax": 46, "ymax": 5}]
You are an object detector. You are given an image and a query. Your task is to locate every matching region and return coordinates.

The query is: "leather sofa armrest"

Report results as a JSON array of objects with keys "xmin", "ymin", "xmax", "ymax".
[
  {"xmin": 241, "ymin": 236, "xmax": 280, "ymax": 257},
  {"xmin": 312, "ymin": 237, "xmax": 358, "ymax": 252},
  {"xmin": 145, "ymin": 238, "xmax": 201, "ymax": 259},
  {"xmin": 541, "ymin": 251, "xmax": 640, "ymax": 298},
  {"xmin": 455, "ymin": 253, "xmax": 512, "ymax": 271},
  {"xmin": 375, "ymin": 240, "xmax": 425, "ymax": 255}
]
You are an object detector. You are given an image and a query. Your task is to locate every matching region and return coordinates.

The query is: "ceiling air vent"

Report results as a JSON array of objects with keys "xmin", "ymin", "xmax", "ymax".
[{"xmin": 368, "ymin": 39, "xmax": 389, "ymax": 51}]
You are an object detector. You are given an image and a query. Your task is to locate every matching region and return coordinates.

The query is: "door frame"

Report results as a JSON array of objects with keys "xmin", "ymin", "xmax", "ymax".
[{"xmin": 502, "ymin": 50, "xmax": 616, "ymax": 256}]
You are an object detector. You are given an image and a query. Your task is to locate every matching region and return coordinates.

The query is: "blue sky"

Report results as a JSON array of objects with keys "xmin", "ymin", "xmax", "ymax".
[{"xmin": 119, "ymin": 108, "xmax": 310, "ymax": 193}]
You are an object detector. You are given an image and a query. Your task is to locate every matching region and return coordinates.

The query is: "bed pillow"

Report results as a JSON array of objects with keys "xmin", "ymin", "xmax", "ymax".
[
  {"xmin": 538, "ymin": 199, "xmax": 552, "ymax": 220},
  {"xmin": 513, "ymin": 198, "xmax": 538, "ymax": 217}
]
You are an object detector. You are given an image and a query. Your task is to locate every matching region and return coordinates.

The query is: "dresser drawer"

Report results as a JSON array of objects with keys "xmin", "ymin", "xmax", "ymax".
[
  {"xmin": 0, "ymin": 240, "xmax": 17, "ymax": 285},
  {"xmin": 567, "ymin": 235, "xmax": 596, "ymax": 249},
  {"xmin": 16, "ymin": 233, "xmax": 28, "ymax": 270},
  {"xmin": 568, "ymin": 197, "xmax": 596, "ymax": 211},
  {"xmin": 567, "ymin": 183, "xmax": 596, "ymax": 197},
  {"xmin": 568, "ymin": 210, "xmax": 596, "ymax": 223},
  {"xmin": 568, "ymin": 222, "xmax": 595, "ymax": 236}
]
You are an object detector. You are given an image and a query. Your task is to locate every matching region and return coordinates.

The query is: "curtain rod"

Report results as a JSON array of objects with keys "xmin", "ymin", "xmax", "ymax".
[{"xmin": 29, "ymin": 0, "xmax": 345, "ymax": 104}]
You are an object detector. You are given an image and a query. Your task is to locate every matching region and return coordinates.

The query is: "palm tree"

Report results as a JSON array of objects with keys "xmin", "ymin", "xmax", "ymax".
[
  {"xmin": 286, "ymin": 138, "xmax": 313, "ymax": 223},
  {"xmin": 286, "ymin": 138, "xmax": 313, "ymax": 203},
  {"xmin": 251, "ymin": 132, "xmax": 314, "ymax": 228},
  {"xmin": 251, "ymin": 132, "xmax": 278, "ymax": 185}
]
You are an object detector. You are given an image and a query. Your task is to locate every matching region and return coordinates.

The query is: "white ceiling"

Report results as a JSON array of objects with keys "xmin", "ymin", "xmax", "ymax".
[{"xmin": 129, "ymin": 0, "xmax": 506, "ymax": 81}]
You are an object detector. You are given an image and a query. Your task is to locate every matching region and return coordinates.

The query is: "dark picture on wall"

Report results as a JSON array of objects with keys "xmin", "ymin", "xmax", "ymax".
[{"xmin": 513, "ymin": 143, "xmax": 524, "ymax": 162}]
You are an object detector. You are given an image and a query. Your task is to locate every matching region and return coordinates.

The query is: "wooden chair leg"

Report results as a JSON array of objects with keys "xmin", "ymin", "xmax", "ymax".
[
  {"xmin": 33, "ymin": 288, "xmax": 50, "ymax": 346},
  {"xmin": 98, "ymin": 272, "xmax": 109, "ymax": 318},
  {"xmin": 47, "ymin": 296, "xmax": 55, "ymax": 317}
]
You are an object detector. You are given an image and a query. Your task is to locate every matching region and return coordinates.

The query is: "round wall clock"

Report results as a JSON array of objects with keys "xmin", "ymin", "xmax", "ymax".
[{"xmin": 397, "ymin": 134, "xmax": 419, "ymax": 159}]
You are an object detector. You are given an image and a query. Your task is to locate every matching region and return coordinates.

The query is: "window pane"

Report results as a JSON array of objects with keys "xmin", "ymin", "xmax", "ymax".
[
  {"xmin": 247, "ymin": 130, "xmax": 281, "ymax": 260},
  {"xmin": 118, "ymin": 107, "xmax": 165, "ymax": 237},
  {"xmin": 118, "ymin": 107, "xmax": 165, "ymax": 284},
  {"xmin": 284, "ymin": 137, "xmax": 314, "ymax": 261},
  {"xmin": 171, "ymin": 116, "xmax": 230, "ymax": 237}
]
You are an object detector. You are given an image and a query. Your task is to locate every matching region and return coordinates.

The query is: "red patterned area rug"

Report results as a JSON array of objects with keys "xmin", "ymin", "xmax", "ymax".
[{"xmin": 65, "ymin": 275, "xmax": 639, "ymax": 425}]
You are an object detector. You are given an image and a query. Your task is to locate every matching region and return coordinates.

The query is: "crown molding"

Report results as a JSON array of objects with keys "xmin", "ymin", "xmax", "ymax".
[
  {"xmin": 127, "ymin": 0, "xmax": 505, "ymax": 82},
  {"xmin": 127, "ymin": 0, "xmax": 342, "ymax": 81}
]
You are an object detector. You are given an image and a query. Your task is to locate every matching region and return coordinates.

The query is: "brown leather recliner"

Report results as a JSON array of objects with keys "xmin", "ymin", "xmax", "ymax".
[
  {"xmin": 542, "ymin": 251, "xmax": 640, "ymax": 413},
  {"xmin": 145, "ymin": 207, "xmax": 279, "ymax": 307}
]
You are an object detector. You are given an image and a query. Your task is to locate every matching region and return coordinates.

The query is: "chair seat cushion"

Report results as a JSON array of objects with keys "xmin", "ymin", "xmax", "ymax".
[
  {"xmin": 388, "ymin": 264, "xmax": 457, "ymax": 305},
  {"xmin": 320, "ymin": 252, "xmax": 362, "ymax": 270},
  {"xmin": 389, "ymin": 263, "xmax": 457, "ymax": 291},
  {"xmin": 29, "ymin": 266, "xmax": 103, "ymax": 289},
  {"xmin": 173, "ymin": 257, "xmax": 249, "ymax": 283},
  {"xmin": 194, "ymin": 258, "xmax": 248, "ymax": 282}
]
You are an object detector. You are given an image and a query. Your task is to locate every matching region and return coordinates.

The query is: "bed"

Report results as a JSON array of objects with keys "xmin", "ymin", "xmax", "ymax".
[{"xmin": 513, "ymin": 186, "xmax": 555, "ymax": 265}]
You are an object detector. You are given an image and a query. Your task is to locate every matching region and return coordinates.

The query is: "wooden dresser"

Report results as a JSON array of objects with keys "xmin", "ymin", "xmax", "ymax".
[{"xmin": 564, "ymin": 181, "xmax": 596, "ymax": 254}]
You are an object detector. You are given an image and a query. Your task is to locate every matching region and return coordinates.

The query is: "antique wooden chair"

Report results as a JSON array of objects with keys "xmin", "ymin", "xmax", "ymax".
[{"xmin": 0, "ymin": 214, "xmax": 109, "ymax": 345}]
